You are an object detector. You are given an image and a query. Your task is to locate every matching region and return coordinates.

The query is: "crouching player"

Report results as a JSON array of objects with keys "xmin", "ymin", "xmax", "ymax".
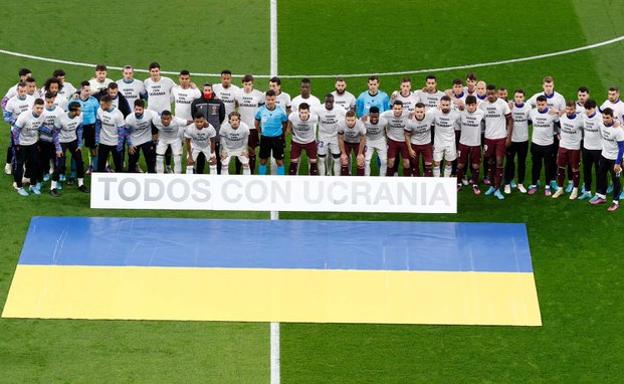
[
  {"xmin": 590, "ymin": 108, "xmax": 624, "ymax": 211},
  {"xmin": 338, "ymin": 111, "xmax": 366, "ymax": 176},
  {"xmin": 220, "ymin": 112, "xmax": 251, "ymax": 175},
  {"xmin": 153, "ymin": 110, "xmax": 188, "ymax": 174},
  {"xmin": 552, "ymin": 101, "xmax": 583, "ymax": 199},
  {"xmin": 184, "ymin": 114, "xmax": 217, "ymax": 174},
  {"xmin": 456, "ymin": 96, "xmax": 486, "ymax": 195},
  {"xmin": 286, "ymin": 102, "xmax": 319, "ymax": 175},
  {"xmin": 50, "ymin": 101, "xmax": 88, "ymax": 196},
  {"xmin": 404, "ymin": 103, "xmax": 434, "ymax": 177}
]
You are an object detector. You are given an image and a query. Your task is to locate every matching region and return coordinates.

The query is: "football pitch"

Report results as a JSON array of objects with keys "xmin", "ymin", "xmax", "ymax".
[{"xmin": 1, "ymin": 0, "xmax": 623, "ymax": 382}]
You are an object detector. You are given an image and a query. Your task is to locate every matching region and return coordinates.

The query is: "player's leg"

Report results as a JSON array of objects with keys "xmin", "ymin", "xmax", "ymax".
[
  {"xmin": 364, "ymin": 145, "xmax": 375, "ymax": 176},
  {"xmin": 504, "ymin": 142, "xmax": 517, "ymax": 193},
  {"xmin": 110, "ymin": 145, "xmax": 123, "ymax": 173},
  {"xmin": 543, "ymin": 144, "xmax": 555, "ymax": 196},
  {"xmin": 456, "ymin": 144, "xmax": 468, "ymax": 190},
  {"xmin": 580, "ymin": 147, "xmax": 593, "ymax": 199},
  {"xmin": 317, "ymin": 139, "xmax": 327, "ymax": 176},
  {"xmin": 516, "ymin": 141, "xmax": 528, "ymax": 193},
  {"xmin": 529, "ymin": 143, "xmax": 542, "ymax": 195},
  {"xmin": 307, "ymin": 142, "xmax": 319, "ymax": 175},
  {"xmin": 289, "ymin": 142, "xmax": 302, "ymax": 175},
  {"xmin": 399, "ymin": 142, "xmax": 411, "ymax": 176},
  {"xmin": 410, "ymin": 144, "xmax": 421, "ymax": 177},
  {"xmin": 50, "ymin": 144, "xmax": 65, "ymax": 196},
  {"xmin": 96, "ymin": 144, "xmax": 109, "ymax": 173},
  {"xmin": 273, "ymin": 136, "xmax": 286, "ymax": 175},
  {"xmin": 237, "ymin": 153, "xmax": 251, "ymax": 175},
  {"xmin": 155, "ymin": 141, "xmax": 167, "ymax": 174},
  {"xmin": 493, "ymin": 139, "xmax": 505, "ymax": 198},
  {"xmin": 127, "ymin": 144, "xmax": 140, "ymax": 174},
  {"xmin": 377, "ymin": 141, "xmax": 388, "ymax": 177},
  {"xmin": 608, "ymin": 160, "xmax": 621, "ymax": 211},
  {"xmin": 549, "ymin": 135, "xmax": 560, "ymax": 190},
  {"xmin": 5, "ymin": 142, "xmax": 12, "ymax": 175},
  {"xmin": 82, "ymin": 124, "xmax": 97, "ymax": 172},
  {"xmin": 221, "ymin": 153, "xmax": 231, "ymax": 175},
  {"xmin": 164, "ymin": 146, "xmax": 172, "ymax": 173},
  {"xmin": 248, "ymin": 129, "xmax": 259, "ymax": 174},
  {"xmin": 70, "ymin": 140, "xmax": 87, "ymax": 191},
  {"xmin": 13, "ymin": 145, "xmax": 28, "ymax": 195},
  {"xmin": 341, "ymin": 144, "xmax": 352, "ymax": 176},
  {"xmin": 432, "ymin": 144, "xmax": 444, "ymax": 177},
  {"xmin": 443, "ymin": 144, "xmax": 456, "ymax": 178},
  {"xmin": 26, "ymin": 144, "xmax": 41, "ymax": 194},
  {"xmin": 469, "ymin": 146, "xmax": 482, "ymax": 195},
  {"xmin": 171, "ymin": 141, "xmax": 183, "ymax": 174},
  {"xmin": 568, "ymin": 149, "xmax": 581, "ymax": 199},
  {"xmin": 258, "ymin": 136, "xmax": 270, "ymax": 175},
  {"xmin": 386, "ymin": 140, "xmax": 398, "ymax": 177},
  {"xmin": 451, "ymin": 130, "xmax": 460, "ymax": 177},
  {"xmin": 553, "ymin": 148, "xmax": 568, "ymax": 198},
  {"xmin": 143, "ymin": 142, "xmax": 156, "ymax": 174}
]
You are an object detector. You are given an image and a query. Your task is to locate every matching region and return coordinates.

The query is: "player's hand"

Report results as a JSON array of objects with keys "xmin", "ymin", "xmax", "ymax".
[
  {"xmin": 128, "ymin": 146, "xmax": 136, "ymax": 155},
  {"xmin": 505, "ymin": 137, "xmax": 512, "ymax": 147},
  {"xmin": 209, "ymin": 153, "xmax": 217, "ymax": 165},
  {"xmin": 408, "ymin": 149, "xmax": 416, "ymax": 159},
  {"xmin": 360, "ymin": 115, "xmax": 369, "ymax": 122},
  {"xmin": 356, "ymin": 153, "xmax": 365, "ymax": 166},
  {"xmin": 340, "ymin": 153, "xmax": 348, "ymax": 166},
  {"xmin": 187, "ymin": 157, "xmax": 194, "ymax": 166},
  {"xmin": 614, "ymin": 164, "xmax": 622, "ymax": 174},
  {"xmin": 220, "ymin": 152, "xmax": 227, "ymax": 161},
  {"xmin": 56, "ymin": 151, "xmax": 63, "ymax": 158}
]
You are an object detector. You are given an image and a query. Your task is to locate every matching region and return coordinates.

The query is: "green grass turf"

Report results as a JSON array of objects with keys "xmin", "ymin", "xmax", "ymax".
[{"xmin": 1, "ymin": 0, "xmax": 623, "ymax": 382}]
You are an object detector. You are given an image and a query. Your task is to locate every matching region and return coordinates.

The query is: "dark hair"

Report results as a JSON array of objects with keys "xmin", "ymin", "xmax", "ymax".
[
  {"xmin": 18, "ymin": 68, "xmax": 32, "ymax": 77},
  {"xmin": 33, "ymin": 98, "xmax": 44, "ymax": 106},
  {"xmin": 161, "ymin": 110, "xmax": 172, "ymax": 117},
  {"xmin": 221, "ymin": 70, "xmax": 232, "ymax": 76},
  {"xmin": 95, "ymin": 64, "xmax": 107, "ymax": 72},
  {"xmin": 577, "ymin": 86, "xmax": 589, "ymax": 94},
  {"xmin": 180, "ymin": 70, "xmax": 190, "ymax": 76},
  {"xmin": 498, "ymin": 87, "xmax": 507, "ymax": 92},
  {"xmin": 242, "ymin": 74, "xmax": 254, "ymax": 83},
  {"xmin": 101, "ymin": 95, "xmax": 113, "ymax": 103},
  {"xmin": 194, "ymin": 114, "xmax": 205, "ymax": 120},
  {"xmin": 80, "ymin": 80, "xmax": 90, "ymax": 88},
  {"xmin": 300, "ymin": 78, "xmax": 311, "ymax": 85},
  {"xmin": 465, "ymin": 95, "xmax": 477, "ymax": 105},
  {"xmin": 335, "ymin": 77, "xmax": 345, "ymax": 82},
  {"xmin": 440, "ymin": 95, "xmax": 451, "ymax": 102},
  {"xmin": 148, "ymin": 62, "xmax": 161, "ymax": 70},
  {"xmin": 584, "ymin": 99, "xmax": 597, "ymax": 109},
  {"xmin": 324, "ymin": 93, "xmax": 334, "ymax": 100},
  {"xmin": 426, "ymin": 74, "xmax": 437, "ymax": 81},
  {"xmin": 368, "ymin": 75, "xmax": 379, "ymax": 82},
  {"xmin": 53, "ymin": 69, "xmax": 66, "ymax": 77},
  {"xmin": 566, "ymin": 100, "xmax": 576, "ymax": 108},
  {"xmin": 229, "ymin": 111, "xmax": 241, "ymax": 120},
  {"xmin": 25, "ymin": 77, "xmax": 36, "ymax": 83},
  {"xmin": 269, "ymin": 76, "xmax": 281, "ymax": 85},
  {"xmin": 514, "ymin": 89, "xmax": 525, "ymax": 95},
  {"xmin": 44, "ymin": 77, "xmax": 61, "ymax": 91},
  {"xmin": 486, "ymin": 84, "xmax": 497, "ymax": 91},
  {"xmin": 298, "ymin": 102, "xmax": 310, "ymax": 111},
  {"xmin": 369, "ymin": 106, "xmax": 380, "ymax": 114},
  {"xmin": 466, "ymin": 72, "xmax": 477, "ymax": 81},
  {"xmin": 536, "ymin": 95, "xmax": 547, "ymax": 103},
  {"xmin": 415, "ymin": 102, "xmax": 425, "ymax": 109},
  {"xmin": 401, "ymin": 77, "xmax": 411, "ymax": 83},
  {"xmin": 393, "ymin": 100, "xmax": 403, "ymax": 107},
  {"xmin": 44, "ymin": 92, "xmax": 55, "ymax": 99},
  {"xmin": 107, "ymin": 82, "xmax": 118, "ymax": 90},
  {"xmin": 453, "ymin": 78, "xmax": 463, "ymax": 86},
  {"xmin": 346, "ymin": 110, "xmax": 356, "ymax": 117},
  {"xmin": 134, "ymin": 99, "xmax": 145, "ymax": 108},
  {"xmin": 266, "ymin": 90, "xmax": 276, "ymax": 97},
  {"xmin": 608, "ymin": 86, "xmax": 619, "ymax": 93},
  {"xmin": 17, "ymin": 81, "xmax": 27, "ymax": 88},
  {"xmin": 602, "ymin": 107, "xmax": 614, "ymax": 117},
  {"xmin": 68, "ymin": 101, "xmax": 81, "ymax": 111}
]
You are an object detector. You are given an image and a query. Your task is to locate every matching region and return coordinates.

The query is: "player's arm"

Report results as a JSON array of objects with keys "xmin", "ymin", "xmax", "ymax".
[
  {"xmin": 53, "ymin": 125, "xmax": 62, "ymax": 156},
  {"xmin": 76, "ymin": 124, "xmax": 84, "ymax": 148},
  {"xmin": 615, "ymin": 139, "xmax": 624, "ymax": 173},
  {"xmin": 209, "ymin": 135, "xmax": 217, "ymax": 164},
  {"xmin": 185, "ymin": 137, "xmax": 194, "ymax": 165},
  {"xmin": 404, "ymin": 128, "xmax": 416, "ymax": 158},
  {"xmin": 117, "ymin": 123, "xmax": 127, "ymax": 152},
  {"xmin": 505, "ymin": 113, "xmax": 513, "ymax": 146},
  {"xmin": 357, "ymin": 133, "xmax": 366, "ymax": 157},
  {"xmin": 285, "ymin": 120, "xmax": 293, "ymax": 137},
  {"xmin": 95, "ymin": 117, "xmax": 102, "ymax": 145},
  {"xmin": 2, "ymin": 109, "xmax": 14, "ymax": 125},
  {"xmin": 11, "ymin": 122, "xmax": 21, "ymax": 146},
  {"xmin": 355, "ymin": 96, "xmax": 364, "ymax": 118},
  {"xmin": 219, "ymin": 132, "xmax": 227, "ymax": 159},
  {"xmin": 338, "ymin": 132, "xmax": 346, "ymax": 160},
  {"xmin": 219, "ymin": 102, "xmax": 226, "ymax": 124}
]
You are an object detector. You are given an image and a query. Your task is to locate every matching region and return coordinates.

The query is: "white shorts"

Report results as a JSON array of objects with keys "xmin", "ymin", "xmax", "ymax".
[
  {"xmin": 317, "ymin": 136, "xmax": 340, "ymax": 156},
  {"xmin": 433, "ymin": 141, "xmax": 457, "ymax": 162},
  {"xmin": 157, "ymin": 139, "xmax": 182, "ymax": 156},
  {"xmin": 191, "ymin": 146, "xmax": 212, "ymax": 161},
  {"xmin": 222, "ymin": 148, "xmax": 249, "ymax": 165},
  {"xmin": 365, "ymin": 138, "xmax": 387, "ymax": 161}
]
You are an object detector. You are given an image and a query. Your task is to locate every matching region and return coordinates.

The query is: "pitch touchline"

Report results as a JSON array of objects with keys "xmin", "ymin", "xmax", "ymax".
[{"xmin": 1, "ymin": 35, "xmax": 623, "ymax": 79}]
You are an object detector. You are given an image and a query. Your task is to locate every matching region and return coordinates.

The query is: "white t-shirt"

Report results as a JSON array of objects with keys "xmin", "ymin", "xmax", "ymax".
[
  {"xmin": 582, "ymin": 111, "xmax": 603, "ymax": 151},
  {"xmin": 4, "ymin": 95, "xmax": 34, "ymax": 121},
  {"xmin": 316, "ymin": 106, "xmax": 345, "ymax": 139},
  {"xmin": 144, "ymin": 77, "xmax": 176, "ymax": 114},
  {"xmin": 331, "ymin": 90, "xmax": 356, "ymax": 113},
  {"xmin": 415, "ymin": 90, "xmax": 445, "ymax": 108},
  {"xmin": 529, "ymin": 108, "xmax": 559, "ymax": 146},
  {"xmin": 479, "ymin": 98, "xmax": 511, "ymax": 140},
  {"xmin": 172, "ymin": 86, "xmax": 201, "ymax": 121},
  {"xmin": 89, "ymin": 78, "xmax": 113, "ymax": 95},
  {"xmin": 235, "ymin": 89, "xmax": 265, "ymax": 128},
  {"xmin": 125, "ymin": 110, "xmax": 157, "ymax": 147},
  {"xmin": 13, "ymin": 111, "xmax": 44, "ymax": 146},
  {"xmin": 511, "ymin": 103, "xmax": 531, "ymax": 143},
  {"xmin": 338, "ymin": 120, "xmax": 366, "ymax": 144},
  {"xmin": 528, "ymin": 91, "xmax": 566, "ymax": 112},
  {"xmin": 380, "ymin": 110, "xmax": 409, "ymax": 142},
  {"xmin": 40, "ymin": 106, "xmax": 64, "ymax": 142},
  {"xmin": 431, "ymin": 109, "xmax": 460, "ymax": 145},
  {"xmin": 364, "ymin": 116, "xmax": 388, "ymax": 142},
  {"xmin": 58, "ymin": 82, "xmax": 77, "ymax": 100},
  {"xmin": 289, "ymin": 112, "xmax": 318, "ymax": 144},
  {"xmin": 599, "ymin": 123, "xmax": 624, "ymax": 160},
  {"xmin": 458, "ymin": 109, "xmax": 486, "ymax": 147},
  {"xmin": 116, "ymin": 79, "xmax": 146, "ymax": 109},
  {"xmin": 559, "ymin": 113, "xmax": 584, "ymax": 150},
  {"xmin": 450, "ymin": 91, "xmax": 468, "ymax": 112},
  {"xmin": 600, "ymin": 99, "xmax": 624, "ymax": 124},
  {"xmin": 97, "ymin": 107, "xmax": 125, "ymax": 146},
  {"xmin": 219, "ymin": 122, "xmax": 250, "ymax": 151},
  {"xmin": 152, "ymin": 115, "xmax": 187, "ymax": 144},
  {"xmin": 55, "ymin": 112, "xmax": 83, "ymax": 143},
  {"xmin": 184, "ymin": 123, "xmax": 217, "ymax": 149},
  {"xmin": 405, "ymin": 113, "xmax": 434, "ymax": 145},
  {"xmin": 212, "ymin": 84, "xmax": 241, "ymax": 116},
  {"xmin": 275, "ymin": 91, "xmax": 291, "ymax": 114},
  {"xmin": 393, "ymin": 92, "xmax": 420, "ymax": 113},
  {"xmin": 291, "ymin": 94, "xmax": 321, "ymax": 113}
]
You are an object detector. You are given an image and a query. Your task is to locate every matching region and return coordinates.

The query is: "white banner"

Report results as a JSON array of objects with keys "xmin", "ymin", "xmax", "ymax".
[{"xmin": 90, "ymin": 173, "xmax": 457, "ymax": 213}]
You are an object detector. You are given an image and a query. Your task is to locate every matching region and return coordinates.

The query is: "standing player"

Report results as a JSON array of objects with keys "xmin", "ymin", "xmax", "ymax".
[
  {"xmin": 235, "ymin": 74, "xmax": 264, "ymax": 173},
  {"xmin": 589, "ymin": 108, "xmax": 624, "ymax": 211},
  {"xmin": 75, "ymin": 81, "xmax": 101, "ymax": 173},
  {"xmin": 219, "ymin": 112, "xmax": 251, "ymax": 175},
  {"xmin": 527, "ymin": 96, "xmax": 559, "ymax": 196},
  {"xmin": 52, "ymin": 69, "xmax": 77, "ymax": 101},
  {"xmin": 126, "ymin": 99, "xmax": 158, "ymax": 173},
  {"xmin": 152, "ymin": 110, "xmax": 188, "ymax": 174},
  {"xmin": 479, "ymin": 85, "xmax": 513, "ymax": 199},
  {"xmin": 38, "ymin": 93, "xmax": 64, "ymax": 184},
  {"xmin": 456, "ymin": 96, "xmax": 486, "ymax": 195},
  {"xmin": 404, "ymin": 103, "xmax": 434, "ymax": 177},
  {"xmin": 25, "ymin": 78, "xmax": 41, "ymax": 99},
  {"xmin": 448, "ymin": 79, "xmax": 467, "ymax": 111},
  {"xmin": 190, "ymin": 84, "xmax": 226, "ymax": 173},
  {"xmin": 498, "ymin": 88, "xmax": 509, "ymax": 102},
  {"xmin": 3, "ymin": 82, "xmax": 34, "ymax": 174},
  {"xmin": 364, "ymin": 106, "xmax": 388, "ymax": 176},
  {"xmin": 89, "ymin": 64, "xmax": 113, "ymax": 95},
  {"xmin": 95, "ymin": 95, "xmax": 126, "ymax": 173},
  {"xmin": 184, "ymin": 114, "xmax": 217, "ymax": 174},
  {"xmin": 553, "ymin": 101, "xmax": 584, "ymax": 199},
  {"xmin": 578, "ymin": 100, "xmax": 603, "ymax": 200},
  {"xmin": 355, "ymin": 76, "xmax": 390, "ymax": 117},
  {"xmin": 391, "ymin": 78, "xmax": 420, "ymax": 113},
  {"xmin": 331, "ymin": 77, "xmax": 356, "ymax": 113},
  {"xmin": 213, "ymin": 70, "xmax": 241, "ymax": 116},
  {"xmin": 431, "ymin": 96, "xmax": 461, "ymax": 178},
  {"xmin": 116, "ymin": 65, "xmax": 147, "ymax": 109},
  {"xmin": 475, "ymin": 81, "xmax": 488, "ymax": 105},
  {"xmin": 338, "ymin": 110, "xmax": 366, "ymax": 176},
  {"xmin": 172, "ymin": 70, "xmax": 201, "ymax": 121},
  {"xmin": 269, "ymin": 76, "xmax": 291, "ymax": 114},
  {"xmin": 600, "ymin": 87, "xmax": 624, "ymax": 123},
  {"xmin": 144, "ymin": 62, "xmax": 176, "ymax": 114},
  {"xmin": 2, "ymin": 68, "xmax": 32, "ymax": 109},
  {"xmin": 415, "ymin": 75, "xmax": 445, "ymax": 109},
  {"xmin": 291, "ymin": 78, "xmax": 321, "ymax": 112},
  {"xmin": 11, "ymin": 98, "xmax": 45, "ymax": 196},
  {"xmin": 286, "ymin": 103, "xmax": 319, "ymax": 175},
  {"xmin": 42, "ymin": 77, "xmax": 68, "ymax": 110},
  {"xmin": 504, "ymin": 89, "xmax": 531, "ymax": 194},
  {"xmin": 464, "ymin": 73, "xmax": 478, "ymax": 96},
  {"xmin": 316, "ymin": 94, "xmax": 344, "ymax": 176},
  {"xmin": 256, "ymin": 90, "xmax": 288, "ymax": 175},
  {"xmin": 380, "ymin": 100, "xmax": 410, "ymax": 176},
  {"xmin": 576, "ymin": 86, "xmax": 590, "ymax": 114},
  {"xmin": 95, "ymin": 83, "xmax": 131, "ymax": 117},
  {"xmin": 50, "ymin": 101, "xmax": 88, "ymax": 196}
]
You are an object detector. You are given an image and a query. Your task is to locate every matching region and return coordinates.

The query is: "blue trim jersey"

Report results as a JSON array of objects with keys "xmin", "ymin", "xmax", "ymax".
[
  {"xmin": 355, "ymin": 91, "xmax": 390, "ymax": 117},
  {"xmin": 255, "ymin": 105, "xmax": 288, "ymax": 137}
]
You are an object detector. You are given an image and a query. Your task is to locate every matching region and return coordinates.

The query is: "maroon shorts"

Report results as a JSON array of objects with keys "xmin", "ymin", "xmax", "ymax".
[
  {"xmin": 248, "ymin": 129, "xmax": 259, "ymax": 149},
  {"xmin": 410, "ymin": 143, "xmax": 433, "ymax": 163},
  {"xmin": 484, "ymin": 138, "xmax": 506, "ymax": 159},
  {"xmin": 457, "ymin": 143, "xmax": 481, "ymax": 165},
  {"xmin": 291, "ymin": 140, "xmax": 317, "ymax": 160},
  {"xmin": 387, "ymin": 138, "xmax": 409, "ymax": 159},
  {"xmin": 557, "ymin": 147, "xmax": 581, "ymax": 169},
  {"xmin": 345, "ymin": 142, "xmax": 364, "ymax": 156}
]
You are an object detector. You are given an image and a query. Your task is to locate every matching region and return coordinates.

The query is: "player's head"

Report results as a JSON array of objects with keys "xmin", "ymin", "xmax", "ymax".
[
  {"xmin": 440, "ymin": 95, "xmax": 451, "ymax": 113},
  {"xmin": 149, "ymin": 62, "xmax": 161, "ymax": 80},
  {"xmin": 324, "ymin": 93, "xmax": 334, "ymax": 109},
  {"xmin": 122, "ymin": 65, "xmax": 134, "ymax": 81},
  {"xmin": 514, "ymin": 89, "xmax": 525, "ymax": 104},
  {"xmin": 345, "ymin": 110, "xmax": 356, "ymax": 127},
  {"xmin": 577, "ymin": 86, "xmax": 589, "ymax": 103},
  {"xmin": 400, "ymin": 78, "xmax": 412, "ymax": 94},
  {"xmin": 44, "ymin": 92, "xmax": 56, "ymax": 109},
  {"xmin": 32, "ymin": 98, "xmax": 44, "ymax": 116},
  {"xmin": 414, "ymin": 102, "xmax": 426, "ymax": 120},
  {"xmin": 80, "ymin": 81, "xmax": 90, "ymax": 98},
  {"xmin": 369, "ymin": 106, "xmax": 380, "ymax": 124},
  {"xmin": 465, "ymin": 95, "xmax": 477, "ymax": 113},
  {"xmin": 242, "ymin": 74, "xmax": 254, "ymax": 91},
  {"xmin": 193, "ymin": 114, "xmax": 207, "ymax": 128},
  {"xmin": 265, "ymin": 89, "xmax": 277, "ymax": 108},
  {"xmin": 486, "ymin": 85, "xmax": 497, "ymax": 102},
  {"xmin": 542, "ymin": 76, "xmax": 554, "ymax": 94},
  {"xmin": 300, "ymin": 78, "xmax": 311, "ymax": 97},
  {"xmin": 498, "ymin": 87, "xmax": 508, "ymax": 101},
  {"xmin": 44, "ymin": 77, "xmax": 61, "ymax": 94},
  {"xmin": 608, "ymin": 86, "xmax": 620, "ymax": 102},
  {"xmin": 18, "ymin": 68, "xmax": 32, "ymax": 81},
  {"xmin": 160, "ymin": 110, "xmax": 172, "ymax": 125},
  {"xmin": 133, "ymin": 99, "xmax": 145, "ymax": 117},
  {"xmin": 335, "ymin": 77, "xmax": 346, "ymax": 94},
  {"xmin": 425, "ymin": 75, "xmax": 437, "ymax": 91},
  {"xmin": 202, "ymin": 83, "xmax": 213, "ymax": 99},
  {"xmin": 228, "ymin": 111, "xmax": 240, "ymax": 128},
  {"xmin": 452, "ymin": 79, "xmax": 463, "ymax": 95},
  {"xmin": 367, "ymin": 76, "xmax": 379, "ymax": 93},
  {"xmin": 298, "ymin": 102, "xmax": 310, "ymax": 120},
  {"xmin": 602, "ymin": 107, "xmax": 614, "ymax": 126},
  {"xmin": 220, "ymin": 70, "xmax": 232, "ymax": 87},
  {"xmin": 584, "ymin": 99, "xmax": 597, "ymax": 116},
  {"xmin": 179, "ymin": 70, "xmax": 191, "ymax": 87},
  {"xmin": 476, "ymin": 81, "xmax": 487, "ymax": 96},
  {"xmin": 25, "ymin": 78, "xmax": 37, "ymax": 95},
  {"xmin": 536, "ymin": 95, "xmax": 548, "ymax": 111},
  {"xmin": 100, "ymin": 95, "xmax": 113, "ymax": 110},
  {"xmin": 392, "ymin": 100, "xmax": 403, "ymax": 116},
  {"xmin": 466, "ymin": 73, "xmax": 477, "ymax": 89},
  {"xmin": 565, "ymin": 100, "xmax": 576, "ymax": 116},
  {"xmin": 52, "ymin": 69, "xmax": 66, "ymax": 84},
  {"xmin": 95, "ymin": 64, "xmax": 107, "ymax": 81},
  {"xmin": 106, "ymin": 82, "xmax": 119, "ymax": 98},
  {"xmin": 16, "ymin": 82, "xmax": 27, "ymax": 98},
  {"xmin": 269, "ymin": 76, "xmax": 282, "ymax": 93},
  {"xmin": 68, "ymin": 101, "xmax": 81, "ymax": 118}
]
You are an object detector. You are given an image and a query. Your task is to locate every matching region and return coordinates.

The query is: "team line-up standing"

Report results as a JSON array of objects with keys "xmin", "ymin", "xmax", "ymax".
[{"xmin": 2, "ymin": 65, "xmax": 623, "ymax": 211}]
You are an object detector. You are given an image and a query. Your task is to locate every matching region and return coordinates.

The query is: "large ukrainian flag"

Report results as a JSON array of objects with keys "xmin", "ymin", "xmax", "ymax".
[{"xmin": 2, "ymin": 217, "xmax": 541, "ymax": 326}]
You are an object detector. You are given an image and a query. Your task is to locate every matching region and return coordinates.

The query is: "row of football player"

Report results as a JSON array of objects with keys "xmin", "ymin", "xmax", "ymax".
[{"xmin": 2, "ymin": 65, "xmax": 624, "ymax": 207}]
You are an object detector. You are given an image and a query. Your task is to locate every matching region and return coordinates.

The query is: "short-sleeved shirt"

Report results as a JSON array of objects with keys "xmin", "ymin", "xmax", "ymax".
[
  {"xmin": 40, "ymin": 106, "xmax": 64, "ymax": 143},
  {"xmin": 582, "ymin": 112, "xmax": 603, "ymax": 151},
  {"xmin": 405, "ymin": 113, "xmax": 434, "ymax": 145},
  {"xmin": 4, "ymin": 95, "xmax": 34, "ymax": 121},
  {"xmin": 511, "ymin": 103, "xmax": 531, "ymax": 142},
  {"xmin": 316, "ymin": 106, "xmax": 345, "ymax": 139},
  {"xmin": 184, "ymin": 123, "xmax": 217, "ymax": 149},
  {"xmin": 275, "ymin": 92, "xmax": 291, "ymax": 113},
  {"xmin": 415, "ymin": 90, "xmax": 445, "ymax": 108},
  {"xmin": 219, "ymin": 122, "xmax": 250, "ymax": 151},
  {"xmin": 291, "ymin": 95, "xmax": 321, "ymax": 113},
  {"xmin": 599, "ymin": 124, "xmax": 624, "ymax": 160},
  {"xmin": 213, "ymin": 84, "xmax": 241, "ymax": 116},
  {"xmin": 125, "ymin": 110, "xmax": 157, "ymax": 147},
  {"xmin": 152, "ymin": 115, "xmax": 187, "ymax": 144},
  {"xmin": 235, "ymin": 89, "xmax": 265, "ymax": 128},
  {"xmin": 380, "ymin": 110, "xmax": 409, "ymax": 142},
  {"xmin": 479, "ymin": 98, "xmax": 511, "ymax": 140},
  {"xmin": 55, "ymin": 112, "xmax": 83, "ymax": 143},
  {"xmin": 458, "ymin": 109, "xmax": 486, "ymax": 147},
  {"xmin": 331, "ymin": 90, "xmax": 356, "ymax": 113},
  {"xmin": 97, "ymin": 107, "xmax": 125, "ymax": 146},
  {"xmin": 255, "ymin": 105, "xmax": 288, "ymax": 137},
  {"xmin": 394, "ymin": 92, "xmax": 420, "ymax": 113},
  {"xmin": 289, "ymin": 113, "xmax": 318, "ymax": 144},
  {"xmin": 144, "ymin": 77, "xmax": 175, "ymax": 114},
  {"xmin": 364, "ymin": 116, "xmax": 388, "ymax": 142},
  {"xmin": 116, "ymin": 79, "xmax": 146, "ymax": 109},
  {"xmin": 431, "ymin": 109, "xmax": 460, "ymax": 145},
  {"xmin": 338, "ymin": 119, "xmax": 366, "ymax": 144},
  {"xmin": 559, "ymin": 113, "xmax": 584, "ymax": 150},
  {"xmin": 172, "ymin": 86, "xmax": 201, "ymax": 121},
  {"xmin": 14, "ymin": 111, "xmax": 44, "ymax": 146},
  {"xmin": 529, "ymin": 108, "xmax": 558, "ymax": 146}
]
